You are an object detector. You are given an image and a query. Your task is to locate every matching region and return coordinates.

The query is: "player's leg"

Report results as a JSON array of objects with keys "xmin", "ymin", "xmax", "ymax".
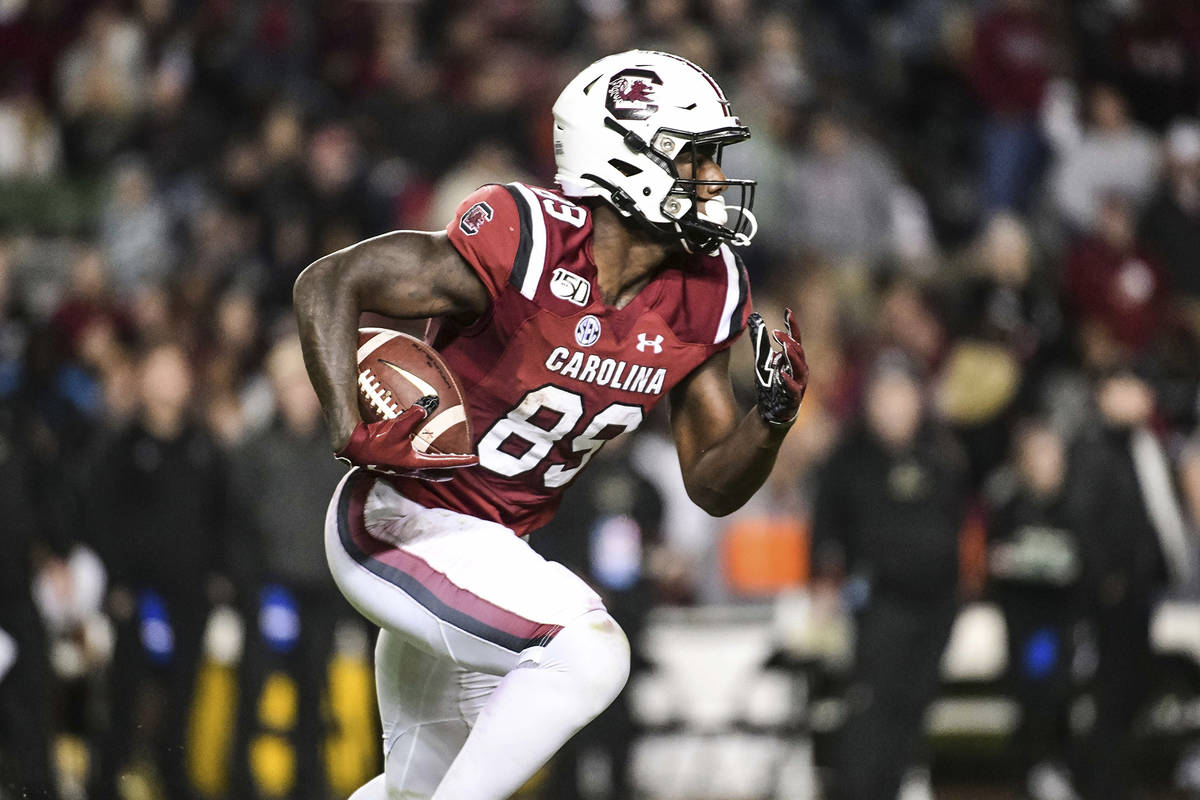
[
  {"xmin": 347, "ymin": 774, "xmax": 387, "ymax": 800},
  {"xmin": 326, "ymin": 470, "xmax": 630, "ymax": 799},
  {"xmin": 350, "ymin": 616, "xmax": 628, "ymax": 800},
  {"xmin": 431, "ymin": 607, "xmax": 629, "ymax": 800},
  {"xmin": 350, "ymin": 629, "xmax": 500, "ymax": 799}
]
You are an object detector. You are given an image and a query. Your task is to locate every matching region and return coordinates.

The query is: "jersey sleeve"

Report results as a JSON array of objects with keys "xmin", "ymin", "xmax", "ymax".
[{"xmin": 445, "ymin": 183, "xmax": 525, "ymax": 301}]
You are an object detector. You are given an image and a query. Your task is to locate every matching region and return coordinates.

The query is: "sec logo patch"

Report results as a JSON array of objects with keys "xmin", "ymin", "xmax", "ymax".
[{"xmin": 574, "ymin": 315, "xmax": 602, "ymax": 347}]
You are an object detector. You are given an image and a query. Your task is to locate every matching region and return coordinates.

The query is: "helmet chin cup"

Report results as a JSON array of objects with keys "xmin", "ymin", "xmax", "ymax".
[
  {"xmin": 669, "ymin": 176, "xmax": 757, "ymax": 253},
  {"xmin": 697, "ymin": 196, "xmax": 758, "ymax": 243},
  {"xmin": 699, "ymin": 196, "xmax": 728, "ymax": 226}
]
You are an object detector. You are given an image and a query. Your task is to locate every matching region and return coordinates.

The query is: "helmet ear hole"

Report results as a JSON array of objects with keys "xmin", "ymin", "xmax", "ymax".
[{"xmin": 608, "ymin": 159, "xmax": 643, "ymax": 177}]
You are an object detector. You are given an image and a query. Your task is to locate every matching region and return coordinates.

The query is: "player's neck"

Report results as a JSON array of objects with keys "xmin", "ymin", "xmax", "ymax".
[{"xmin": 590, "ymin": 204, "xmax": 675, "ymax": 309}]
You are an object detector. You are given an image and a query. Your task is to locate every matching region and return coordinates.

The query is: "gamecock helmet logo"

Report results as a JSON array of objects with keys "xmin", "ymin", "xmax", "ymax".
[
  {"xmin": 458, "ymin": 201, "xmax": 494, "ymax": 236},
  {"xmin": 605, "ymin": 69, "xmax": 661, "ymax": 121}
]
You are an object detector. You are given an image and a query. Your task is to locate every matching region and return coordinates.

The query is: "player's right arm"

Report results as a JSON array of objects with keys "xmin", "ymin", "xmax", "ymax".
[{"xmin": 293, "ymin": 230, "xmax": 489, "ymax": 452}]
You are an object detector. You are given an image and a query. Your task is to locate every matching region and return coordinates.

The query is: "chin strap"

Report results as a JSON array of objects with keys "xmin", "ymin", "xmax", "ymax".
[
  {"xmin": 581, "ymin": 170, "xmax": 686, "ymax": 250},
  {"xmin": 579, "ymin": 172, "xmax": 640, "ymax": 217}
]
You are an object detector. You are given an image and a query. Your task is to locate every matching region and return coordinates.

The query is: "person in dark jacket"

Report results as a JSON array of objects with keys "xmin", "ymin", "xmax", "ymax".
[
  {"xmin": 229, "ymin": 335, "xmax": 359, "ymax": 799},
  {"xmin": 1138, "ymin": 120, "xmax": 1200, "ymax": 305},
  {"xmin": 987, "ymin": 419, "xmax": 1082, "ymax": 800},
  {"xmin": 0, "ymin": 406, "xmax": 60, "ymax": 799},
  {"xmin": 812, "ymin": 352, "xmax": 970, "ymax": 800},
  {"xmin": 87, "ymin": 341, "xmax": 228, "ymax": 800},
  {"xmin": 1066, "ymin": 367, "xmax": 1191, "ymax": 800}
]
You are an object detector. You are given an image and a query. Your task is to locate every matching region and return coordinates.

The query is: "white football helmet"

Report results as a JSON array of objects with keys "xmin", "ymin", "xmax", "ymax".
[{"xmin": 553, "ymin": 50, "xmax": 757, "ymax": 254}]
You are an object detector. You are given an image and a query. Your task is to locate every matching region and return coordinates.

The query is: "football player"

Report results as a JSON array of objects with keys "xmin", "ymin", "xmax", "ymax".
[{"xmin": 294, "ymin": 50, "xmax": 807, "ymax": 800}]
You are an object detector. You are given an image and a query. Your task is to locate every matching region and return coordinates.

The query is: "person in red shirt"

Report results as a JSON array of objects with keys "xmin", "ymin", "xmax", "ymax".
[
  {"xmin": 1063, "ymin": 193, "xmax": 1168, "ymax": 363},
  {"xmin": 969, "ymin": 0, "xmax": 1052, "ymax": 212},
  {"xmin": 294, "ymin": 50, "xmax": 807, "ymax": 800}
]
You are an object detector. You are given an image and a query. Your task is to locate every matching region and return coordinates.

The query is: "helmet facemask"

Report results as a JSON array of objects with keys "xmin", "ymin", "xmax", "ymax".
[
  {"xmin": 590, "ymin": 117, "xmax": 758, "ymax": 255},
  {"xmin": 657, "ymin": 129, "xmax": 758, "ymax": 254}
]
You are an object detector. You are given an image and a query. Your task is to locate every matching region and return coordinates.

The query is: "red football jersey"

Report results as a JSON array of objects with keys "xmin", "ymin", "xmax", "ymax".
[{"xmin": 388, "ymin": 182, "xmax": 752, "ymax": 535}]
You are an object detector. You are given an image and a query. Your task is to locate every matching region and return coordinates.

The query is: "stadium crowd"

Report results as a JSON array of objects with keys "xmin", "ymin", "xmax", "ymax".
[{"xmin": 2, "ymin": 0, "xmax": 1200, "ymax": 798}]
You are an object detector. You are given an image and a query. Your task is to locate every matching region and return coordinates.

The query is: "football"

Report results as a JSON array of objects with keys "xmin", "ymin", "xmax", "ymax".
[{"xmin": 356, "ymin": 327, "xmax": 474, "ymax": 456}]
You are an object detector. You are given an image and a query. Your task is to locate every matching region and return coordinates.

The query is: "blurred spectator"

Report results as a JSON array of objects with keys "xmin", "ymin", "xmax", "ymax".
[
  {"xmin": 143, "ymin": 26, "xmax": 222, "ymax": 182},
  {"xmin": 86, "ymin": 341, "xmax": 228, "ymax": 800},
  {"xmin": 710, "ymin": 0, "xmax": 774, "ymax": 83},
  {"xmin": 198, "ymin": 286, "xmax": 270, "ymax": 445},
  {"xmin": 49, "ymin": 247, "xmax": 139, "ymax": 429},
  {"xmin": 1063, "ymin": 194, "xmax": 1168, "ymax": 365},
  {"xmin": 0, "ymin": 0, "xmax": 81, "ymax": 104},
  {"xmin": 969, "ymin": 0, "xmax": 1052, "ymax": 212},
  {"xmin": 876, "ymin": 276, "xmax": 945, "ymax": 372},
  {"xmin": 1066, "ymin": 367, "xmax": 1193, "ymax": 800},
  {"xmin": 784, "ymin": 271, "xmax": 856, "ymax": 424},
  {"xmin": 185, "ymin": 201, "xmax": 264, "ymax": 289},
  {"xmin": 0, "ymin": 79, "xmax": 61, "ymax": 178},
  {"xmin": 812, "ymin": 353, "xmax": 970, "ymax": 800},
  {"xmin": 56, "ymin": 5, "xmax": 148, "ymax": 119},
  {"xmin": 941, "ymin": 214, "xmax": 1064, "ymax": 483},
  {"xmin": 630, "ymin": 426, "xmax": 721, "ymax": 602},
  {"xmin": 1105, "ymin": 0, "xmax": 1200, "ymax": 131},
  {"xmin": 783, "ymin": 107, "xmax": 900, "ymax": 271},
  {"xmin": 99, "ymin": 158, "xmax": 174, "ymax": 296},
  {"xmin": 0, "ymin": 409, "xmax": 60, "ymax": 798},
  {"xmin": 49, "ymin": 246, "xmax": 131, "ymax": 358},
  {"xmin": 954, "ymin": 213, "xmax": 1063, "ymax": 387},
  {"xmin": 1139, "ymin": 119, "xmax": 1200, "ymax": 308},
  {"xmin": 305, "ymin": 122, "xmax": 372, "ymax": 246},
  {"xmin": 721, "ymin": 13, "xmax": 809, "ymax": 266},
  {"xmin": 56, "ymin": 4, "xmax": 149, "ymax": 167},
  {"xmin": 229, "ymin": 0, "xmax": 315, "ymax": 105},
  {"xmin": 0, "ymin": 245, "xmax": 28, "ymax": 400},
  {"xmin": 1050, "ymin": 83, "xmax": 1161, "ymax": 233},
  {"xmin": 986, "ymin": 419, "xmax": 1081, "ymax": 800},
  {"xmin": 228, "ymin": 335, "xmax": 353, "ymax": 800},
  {"xmin": 426, "ymin": 140, "xmax": 535, "ymax": 231}
]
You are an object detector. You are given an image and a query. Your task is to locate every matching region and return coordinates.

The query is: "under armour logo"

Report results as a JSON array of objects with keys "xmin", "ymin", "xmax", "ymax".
[{"xmin": 636, "ymin": 333, "xmax": 664, "ymax": 354}]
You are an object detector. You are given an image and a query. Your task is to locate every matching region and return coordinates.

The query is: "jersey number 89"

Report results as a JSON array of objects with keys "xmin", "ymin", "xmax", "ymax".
[{"xmin": 477, "ymin": 386, "xmax": 643, "ymax": 487}]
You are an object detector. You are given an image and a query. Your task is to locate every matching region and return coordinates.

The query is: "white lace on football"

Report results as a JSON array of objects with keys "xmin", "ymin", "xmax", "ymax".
[{"xmin": 358, "ymin": 370, "xmax": 400, "ymax": 419}]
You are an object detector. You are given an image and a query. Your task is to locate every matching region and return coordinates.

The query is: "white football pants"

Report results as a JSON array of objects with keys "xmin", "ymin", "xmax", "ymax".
[{"xmin": 325, "ymin": 469, "xmax": 630, "ymax": 800}]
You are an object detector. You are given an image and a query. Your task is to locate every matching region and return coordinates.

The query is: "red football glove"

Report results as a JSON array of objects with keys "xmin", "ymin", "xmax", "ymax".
[
  {"xmin": 335, "ymin": 398, "xmax": 478, "ymax": 478},
  {"xmin": 747, "ymin": 307, "xmax": 809, "ymax": 427}
]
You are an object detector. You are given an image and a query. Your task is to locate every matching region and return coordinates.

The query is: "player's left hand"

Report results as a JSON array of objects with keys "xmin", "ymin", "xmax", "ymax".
[
  {"xmin": 336, "ymin": 397, "xmax": 479, "ymax": 479},
  {"xmin": 748, "ymin": 307, "xmax": 808, "ymax": 428}
]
